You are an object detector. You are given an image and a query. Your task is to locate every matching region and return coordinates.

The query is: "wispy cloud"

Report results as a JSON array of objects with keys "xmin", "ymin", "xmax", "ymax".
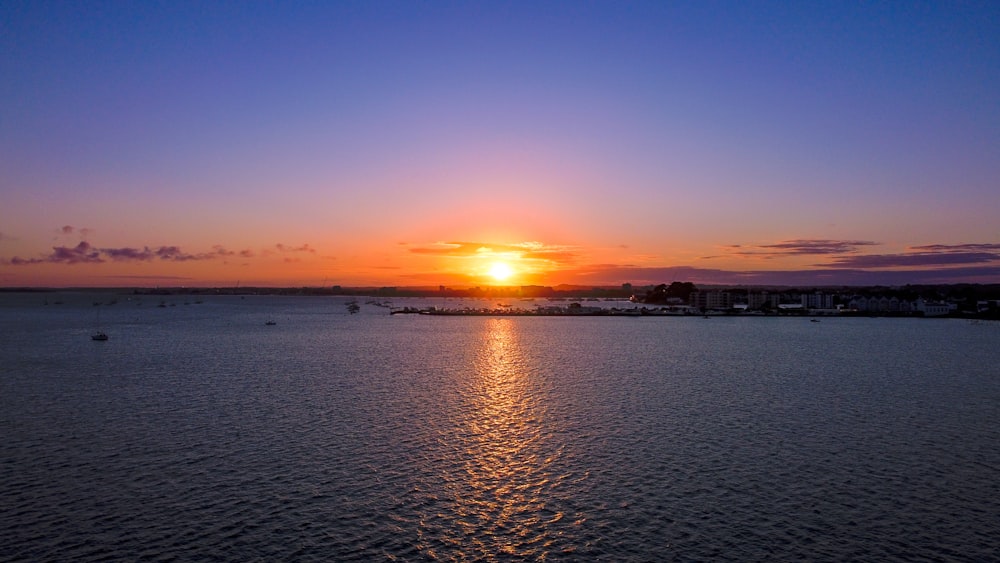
[
  {"xmin": 4, "ymin": 242, "xmax": 244, "ymax": 265},
  {"xmin": 719, "ymin": 240, "xmax": 1000, "ymax": 271},
  {"xmin": 259, "ymin": 243, "xmax": 316, "ymax": 257},
  {"xmin": 726, "ymin": 239, "xmax": 880, "ymax": 258},
  {"xmin": 57, "ymin": 225, "xmax": 94, "ymax": 238},
  {"xmin": 105, "ymin": 275, "xmax": 195, "ymax": 281},
  {"xmin": 407, "ymin": 241, "xmax": 578, "ymax": 264},
  {"xmin": 211, "ymin": 245, "xmax": 236, "ymax": 257},
  {"xmin": 8, "ymin": 241, "xmax": 103, "ymax": 265},
  {"xmin": 100, "ymin": 247, "xmax": 154, "ymax": 261},
  {"xmin": 563, "ymin": 264, "xmax": 1000, "ymax": 287},
  {"xmin": 518, "ymin": 242, "xmax": 579, "ymax": 264},
  {"xmin": 820, "ymin": 243, "xmax": 1000, "ymax": 268},
  {"xmin": 50, "ymin": 242, "xmax": 102, "ymax": 264},
  {"xmin": 154, "ymin": 246, "xmax": 203, "ymax": 261},
  {"xmin": 276, "ymin": 243, "xmax": 316, "ymax": 254},
  {"xmin": 3, "ymin": 238, "xmax": 311, "ymax": 266},
  {"xmin": 408, "ymin": 242, "xmax": 488, "ymax": 256},
  {"xmin": 102, "ymin": 245, "xmax": 223, "ymax": 262},
  {"xmin": 911, "ymin": 243, "xmax": 1000, "ymax": 252}
]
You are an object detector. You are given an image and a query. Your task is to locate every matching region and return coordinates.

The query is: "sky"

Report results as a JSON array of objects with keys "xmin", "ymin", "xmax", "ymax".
[{"xmin": 2, "ymin": 1, "xmax": 999, "ymax": 288}]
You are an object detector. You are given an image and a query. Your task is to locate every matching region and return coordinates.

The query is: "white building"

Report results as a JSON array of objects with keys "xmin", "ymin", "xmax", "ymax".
[{"xmin": 915, "ymin": 299, "xmax": 951, "ymax": 317}]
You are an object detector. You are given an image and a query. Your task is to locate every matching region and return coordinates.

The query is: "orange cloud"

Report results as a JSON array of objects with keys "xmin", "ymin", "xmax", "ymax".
[{"xmin": 407, "ymin": 241, "xmax": 578, "ymax": 264}]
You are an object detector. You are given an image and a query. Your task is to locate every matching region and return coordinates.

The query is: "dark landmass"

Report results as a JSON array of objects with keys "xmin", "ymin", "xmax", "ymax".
[
  {"xmin": 3, "ymin": 281, "xmax": 1000, "ymax": 319},
  {"xmin": 3, "ymin": 284, "xmax": 627, "ymax": 298},
  {"xmin": 3, "ymin": 281, "xmax": 999, "ymax": 300},
  {"xmin": 0, "ymin": 282, "xmax": 1000, "ymax": 303}
]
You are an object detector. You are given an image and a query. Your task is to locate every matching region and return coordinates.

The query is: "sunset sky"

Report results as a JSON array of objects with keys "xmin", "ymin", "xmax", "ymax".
[{"xmin": 2, "ymin": 1, "xmax": 998, "ymax": 288}]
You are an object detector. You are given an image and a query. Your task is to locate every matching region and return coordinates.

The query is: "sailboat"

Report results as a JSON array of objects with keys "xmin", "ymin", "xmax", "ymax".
[{"xmin": 91, "ymin": 306, "xmax": 109, "ymax": 340}]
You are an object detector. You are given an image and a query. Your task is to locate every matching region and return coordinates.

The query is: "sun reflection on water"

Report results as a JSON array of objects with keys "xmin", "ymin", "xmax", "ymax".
[{"xmin": 427, "ymin": 318, "xmax": 567, "ymax": 559}]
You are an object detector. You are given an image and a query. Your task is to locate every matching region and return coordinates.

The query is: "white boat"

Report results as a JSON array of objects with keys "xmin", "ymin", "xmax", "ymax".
[{"xmin": 92, "ymin": 308, "xmax": 108, "ymax": 340}]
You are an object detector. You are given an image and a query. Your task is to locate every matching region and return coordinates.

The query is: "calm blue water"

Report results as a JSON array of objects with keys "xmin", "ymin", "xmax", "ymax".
[{"xmin": 2, "ymin": 293, "xmax": 998, "ymax": 561}]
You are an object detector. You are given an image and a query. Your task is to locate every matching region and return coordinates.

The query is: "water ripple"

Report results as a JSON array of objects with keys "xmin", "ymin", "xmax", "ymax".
[{"xmin": 2, "ymin": 300, "xmax": 999, "ymax": 560}]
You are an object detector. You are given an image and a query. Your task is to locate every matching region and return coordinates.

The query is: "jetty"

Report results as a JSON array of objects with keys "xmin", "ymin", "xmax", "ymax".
[{"xmin": 389, "ymin": 303, "xmax": 693, "ymax": 317}]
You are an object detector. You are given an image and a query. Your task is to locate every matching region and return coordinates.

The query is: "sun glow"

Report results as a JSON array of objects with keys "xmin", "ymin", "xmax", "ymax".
[{"xmin": 488, "ymin": 261, "xmax": 514, "ymax": 282}]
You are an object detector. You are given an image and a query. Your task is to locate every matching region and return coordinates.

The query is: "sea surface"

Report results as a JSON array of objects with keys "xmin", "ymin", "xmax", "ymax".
[{"xmin": 1, "ymin": 292, "xmax": 998, "ymax": 561}]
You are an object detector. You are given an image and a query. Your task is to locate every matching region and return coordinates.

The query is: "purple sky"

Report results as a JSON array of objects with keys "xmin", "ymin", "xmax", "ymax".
[{"xmin": 2, "ymin": 1, "xmax": 998, "ymax": 287}]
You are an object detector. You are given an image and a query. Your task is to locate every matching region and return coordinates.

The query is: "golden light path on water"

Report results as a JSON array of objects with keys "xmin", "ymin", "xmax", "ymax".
[{"xmin": 424, "ymin": 318, "xmax": 570, "ymax": 559}]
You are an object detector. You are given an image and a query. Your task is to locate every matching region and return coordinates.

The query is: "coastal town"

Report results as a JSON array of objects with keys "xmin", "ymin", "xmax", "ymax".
[
  {"xmin": 337, "ymin": 282, "xmax": 997, "ymax": 318},
  {"xmin": 387, "ymin": 288, "xmax": 994, "ymax": 318}
]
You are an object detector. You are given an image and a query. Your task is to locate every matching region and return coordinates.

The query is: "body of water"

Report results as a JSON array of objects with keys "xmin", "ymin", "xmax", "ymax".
[{"xmin": 1, "ymin": 293, "xmax": 998, "ymax": 560}]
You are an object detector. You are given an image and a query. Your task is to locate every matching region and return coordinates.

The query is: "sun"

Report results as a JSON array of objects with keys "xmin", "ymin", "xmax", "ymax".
[{"xmin": 488, "ymin": 261, "xmax": 514, "ymax": 282}]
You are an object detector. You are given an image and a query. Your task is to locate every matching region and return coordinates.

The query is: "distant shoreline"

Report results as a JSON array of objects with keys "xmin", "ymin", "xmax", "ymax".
[
  {"xmin": 3, "ymin": 288, "xmax": 997, "ymax": 320},
  {"xmin": 3, "ymin": 281, "xmax": 999, "ymax": 298}
]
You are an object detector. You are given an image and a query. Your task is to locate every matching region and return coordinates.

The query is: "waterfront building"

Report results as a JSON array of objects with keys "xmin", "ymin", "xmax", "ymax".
[
  {"xmin": 915, "ymin": 299, "xmax": 952, "ymax": 317},
  {"xmin": 689, "ymin": 291, "xmax": 734, "ymax": 311},
  {"xmin": 801, "ymin": 292, "xmax": 833, "ymax": 309}
]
